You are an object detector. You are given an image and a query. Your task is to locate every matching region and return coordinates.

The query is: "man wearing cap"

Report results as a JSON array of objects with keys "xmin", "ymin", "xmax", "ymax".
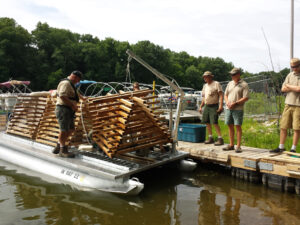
[
  {"xmin": 133, "ymin": 82, "xmax": 140, "ymax": 91},
  {"xmin": 223, "ymin": 68, "xmax": 249, "ymax": 153},
  {"xmin": 53, "ymin": 70, "xmax": 83, "ymax": 158},
  {"xmin": 199, "ymin": 71, "xmax": 224, "ymax": 145},
  {"xmin": 270, "ymin": 58, "xmax": 300, "ymax": 153}
]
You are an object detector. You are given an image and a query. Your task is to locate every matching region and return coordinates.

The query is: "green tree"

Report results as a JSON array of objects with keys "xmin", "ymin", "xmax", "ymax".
[
  {"xmin": 0, "ymin": 17, "xmax": 32, "ymax": 83},
  {"xmin": 185, "ymin": 65, "xmax": 202, "ymax": 89}
]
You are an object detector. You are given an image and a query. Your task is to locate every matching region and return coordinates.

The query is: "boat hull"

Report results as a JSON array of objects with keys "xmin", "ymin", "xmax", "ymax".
[{"xmin": 0, "ymin": 133, "xmax": 188, "ymax": 195}]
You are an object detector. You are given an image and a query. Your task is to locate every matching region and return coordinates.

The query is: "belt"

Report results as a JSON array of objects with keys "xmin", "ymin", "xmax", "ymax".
[
  {"xmin": 205, "ymin": 104, "xmax": 218, "ymax": 107},
  {"xmin": 56, "ymin": 104, "xmax": 72, "ymax": 110}
]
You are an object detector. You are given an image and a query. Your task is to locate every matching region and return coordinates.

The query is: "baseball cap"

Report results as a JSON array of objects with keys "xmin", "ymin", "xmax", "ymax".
[
  {"xmin": 229, "ymin": 68, "xmax": 241, "ymax": 75},
  {"xmin": 72, "ymin": 70, "xmax": 83, "ymax": 79},
  {"xmin": 202, "ymin": 71, "xmax": 214, "ymax": 77}
]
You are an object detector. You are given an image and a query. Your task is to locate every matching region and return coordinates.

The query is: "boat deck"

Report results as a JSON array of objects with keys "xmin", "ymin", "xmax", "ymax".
[{"xmin": 0, "ymin": 133, "xmax": 188, "ymax": 181}]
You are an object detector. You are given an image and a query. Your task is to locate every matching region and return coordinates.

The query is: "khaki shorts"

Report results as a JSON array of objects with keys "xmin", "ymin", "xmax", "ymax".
[
  {"xmin": 202, "ymin": 104, "xmax": 219, "ymax": 124},
  {"xmin": 280, "ymin": 105, "xmax": 300, "ymax": 130},
  {"xmin": 55, "ymin": 105, "xmax": 75, "ymax": 132}
]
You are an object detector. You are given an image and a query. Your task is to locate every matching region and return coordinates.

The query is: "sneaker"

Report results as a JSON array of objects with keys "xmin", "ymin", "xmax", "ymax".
[
  {"xmin": 52, "ymin": 143, "xmax": 60, "ymax": 154},
  {"xmin": 59, "ymin": 146, "xmax": 75, "ymax": 158},
  {"xmin": 222, "ymin": 145, "xmax": 234, "ymax": 151},
  {"xmin": 204, "ymin": 137, "xmax": 214, "ymax": 144},
  {"xmin": 269, "ymin": 147, "xmax": 285, "ymax": 153},
  {"xmin": 235, "ymin": 146, "xmax": 242, "ymax": 153},
  {"xmin": 290, "ymin": 149, "xmax": 296, "ymax": 153},
  {"xmin": 214, "ymin": 138, "xmax": 224, "ymax": 146}
]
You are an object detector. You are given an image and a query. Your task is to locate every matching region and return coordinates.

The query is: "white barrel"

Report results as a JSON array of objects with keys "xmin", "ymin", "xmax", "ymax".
[
  {"xmin": 0, "ymin": 97, "xmax": 4, "ymax": 110},
  {"xmin": 4, "ymin": 96, "xmax": 17, "ymax": 111}
]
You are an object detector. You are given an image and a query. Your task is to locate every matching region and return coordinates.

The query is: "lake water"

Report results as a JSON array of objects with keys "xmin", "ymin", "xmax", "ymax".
[{"xmin": 1, "ymin": 163, "xmax": 300, "ymax": 225}]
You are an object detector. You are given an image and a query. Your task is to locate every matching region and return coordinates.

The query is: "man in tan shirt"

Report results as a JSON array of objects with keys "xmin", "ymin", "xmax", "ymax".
[
  {"xmin": 199, "ymin": 71, "xmax": 224, "ymax": 145},
  {"xmin": 53, "ymin": 71, "xmax": 83, "ymax": 158},
  {"xmin": 223, "ymin": 68, "xmax": 249, "ymax": 153},
  {"xmin": 270, "ymin": 58, "xmax": 300, "ymax": 153}
]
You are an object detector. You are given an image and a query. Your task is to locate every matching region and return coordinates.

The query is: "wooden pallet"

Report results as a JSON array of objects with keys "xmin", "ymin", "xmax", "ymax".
[
  {"xmin": 6, "ymin": 95, "xmax": 48, "ymax": 139},
  {"xmin": 35, "ymin": 97, "xmax": 92, "ymax": 147},
  {"xmin": 0, "ymin": 113, "xmax": 7, "ymax": 131},
  {"xmin": 89, "ymin": 90, "xmax": 171, "ymax": 157},
  {"xmin": 7, "ymin": 90, "xmax": 172, "ymax": 158}
]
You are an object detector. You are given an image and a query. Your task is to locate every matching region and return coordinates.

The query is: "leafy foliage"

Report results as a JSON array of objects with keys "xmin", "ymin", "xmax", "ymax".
[{"xmin": 0, "ymin": 17, "xmax": 289, "ymax": 92}]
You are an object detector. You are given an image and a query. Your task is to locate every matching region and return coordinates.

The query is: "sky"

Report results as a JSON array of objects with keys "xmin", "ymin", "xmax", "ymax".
[{"xmin": 0, "ymin": 0, "xmax": 299, "ymax": 73}]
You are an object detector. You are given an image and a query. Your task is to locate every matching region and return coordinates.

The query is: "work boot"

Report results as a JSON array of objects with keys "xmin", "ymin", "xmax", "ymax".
[
  {"xmin": 214, "ymin": 138, "xmax": 224, "ymax": 146},
  {"xmin": 235, "ymin": 146, "xmax": 242, "ymax": 153},
  {"xmin": 269, "ymin": 147, "xmax": 285, "ymax": 153},
  {"xmin": 59, "ymin": 146, "xmax": 75, "ymax": 158},
  {"xmin": 222, "ymin": 145, "xmax": 234, "ymax": 151},
  {"xmin": 204, "ymin": 137, "xmax": 214, "ymax": 144},
  {"xmin": 52, "ymin": 143, "xmax": 60, "ymax": 154}
]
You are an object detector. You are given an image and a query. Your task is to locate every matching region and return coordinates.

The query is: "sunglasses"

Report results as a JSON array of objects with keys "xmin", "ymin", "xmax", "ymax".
[
  {"xmin": 231, "ymin": 73, "xmax": 238, "ymax": 76},
  {"xmin": 291, "ymin": 64, "xmax": 300, "ymax": 69}
]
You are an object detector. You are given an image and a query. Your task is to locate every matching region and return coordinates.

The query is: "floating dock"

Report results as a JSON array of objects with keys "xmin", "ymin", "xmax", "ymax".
[{"xmin": 177, "ymin": 141, "xmax": 300, "ymax": 194}]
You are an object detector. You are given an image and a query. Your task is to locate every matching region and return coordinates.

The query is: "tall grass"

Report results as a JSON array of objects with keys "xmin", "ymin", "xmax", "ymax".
[{"xmin": 244, "ymin": 92, "xmax": 285, "ymax": 115}]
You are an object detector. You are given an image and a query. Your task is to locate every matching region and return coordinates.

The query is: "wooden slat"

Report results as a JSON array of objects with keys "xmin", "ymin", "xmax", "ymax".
[
  {"xmin": 7, "ymin": 130, "xmax": 32, "ymax": 138},
  {"xmin": 95, "ymin": 114, "xmax": 121, "ymax": 121},
  {"xmin": 116, "ymin": 139, "xmax": 169, "ymax": 155},
  {"xmin": 92, "ymin": 89, "xmax": 152, "ymax": 103},
  {"xmin": 118, "ymin": 135, "xmax": 165, "ymax": 149},
  {"xmin": 94, "ymin": 134, "xmax": 118, "ymax": 149},
  {"xmin": 119, "ymin": 105, "xmax": 131, "ymax": 113},
  {"xmin": 132, "ymin": 96, "xmax": 145, "ymax": 104},
  {"xmin": 36, "ymin": 139, "xmax": 56, "ymax": 146},
  {"xmin": 116, "ymin": 110, "xmax": 129, "ymax": 118},
  {"xmin": 121, "ymin": 127, "xmax": 160, "ymax": 141},
  {"xmin": 118, "ymin": 98, "xmax": 133, "ymax": 107},
  {"xmin": 142, "ymin": 95, "xmax": 158, "ymax": 100}
]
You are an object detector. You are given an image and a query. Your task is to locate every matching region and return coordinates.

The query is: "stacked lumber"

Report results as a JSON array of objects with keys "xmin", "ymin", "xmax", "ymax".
[
  {"xmin": 35, "ymin": 96, "xmax": 60, "ymax": 146},
  {"xmin": 0, "ymin": 113, "xmax": 7, "ymax": 131},
  {"xmin": 68, "ymin": 101, "xmax": 93, "ymax": 146},
  {"xmin": 6, "ymin": 90, "xmax": 172, "ymax": 158},
  {"xmin": 35, "ymin": 97, "xmax": 92, "ymax": 147},
  {"xmin": 89, "ymin": 90, "xmax": 171, "ymax": 157},
  {"xmin": 6, "ymin": 95, "xmax": 47, "ymax": 139}
]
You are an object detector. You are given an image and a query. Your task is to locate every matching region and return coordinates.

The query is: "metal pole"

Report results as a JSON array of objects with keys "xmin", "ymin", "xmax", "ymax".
[
  {"xmin": 291, "ymin": 0, "xmax": 294, "ymax": 59},
  {"xmin": 126, "ymin": 49, "xmax": 185, "ymax": 142}
]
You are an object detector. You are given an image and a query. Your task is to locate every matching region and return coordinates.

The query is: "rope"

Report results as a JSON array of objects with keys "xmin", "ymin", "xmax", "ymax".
[
  {"xmin": 126, "ymin": 56, "xmax": 132, "ymax": 84},
  {"xmin": 80, "ymin": 100, "xmax": 92, "ymax": 145}
]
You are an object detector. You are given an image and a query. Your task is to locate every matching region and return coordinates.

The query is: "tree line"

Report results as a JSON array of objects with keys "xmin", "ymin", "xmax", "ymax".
[{"xmin": 0, "ymin": 17, "xmax": 289, "ymax": 92}]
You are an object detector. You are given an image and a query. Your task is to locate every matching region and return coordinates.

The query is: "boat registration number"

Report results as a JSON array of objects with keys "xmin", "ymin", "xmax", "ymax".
[{"xmin": 61, "ymin": 168, "xmax": 82, "ymax": 181}]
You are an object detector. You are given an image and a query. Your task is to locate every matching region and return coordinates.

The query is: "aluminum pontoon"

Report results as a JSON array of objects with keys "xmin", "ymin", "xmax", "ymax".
[{"xmin": 0, "ymin": 132, "xmax": 193, "ymax": 195}]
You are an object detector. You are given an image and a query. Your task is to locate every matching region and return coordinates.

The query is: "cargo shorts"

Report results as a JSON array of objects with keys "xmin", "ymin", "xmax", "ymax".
[
  {"xmin": 225, "ymin": 109, "xmax": 244, "ymax": 126},
  {"xmin": 280, "ymin": 105, "xmax": 300, "ymax": 130},
  {"xmin": 55, "ymin": 105, "xmax": 75, "ymax": 132},
  {"xmin": 202, "ymin": 104, "xmax": 219, "ymax": 124}
]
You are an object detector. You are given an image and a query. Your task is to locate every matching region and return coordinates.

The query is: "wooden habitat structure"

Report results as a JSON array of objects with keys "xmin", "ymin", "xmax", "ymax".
[{"xmin": 5, "ymin": 90, "xmax": 172, "ymax": 158}]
